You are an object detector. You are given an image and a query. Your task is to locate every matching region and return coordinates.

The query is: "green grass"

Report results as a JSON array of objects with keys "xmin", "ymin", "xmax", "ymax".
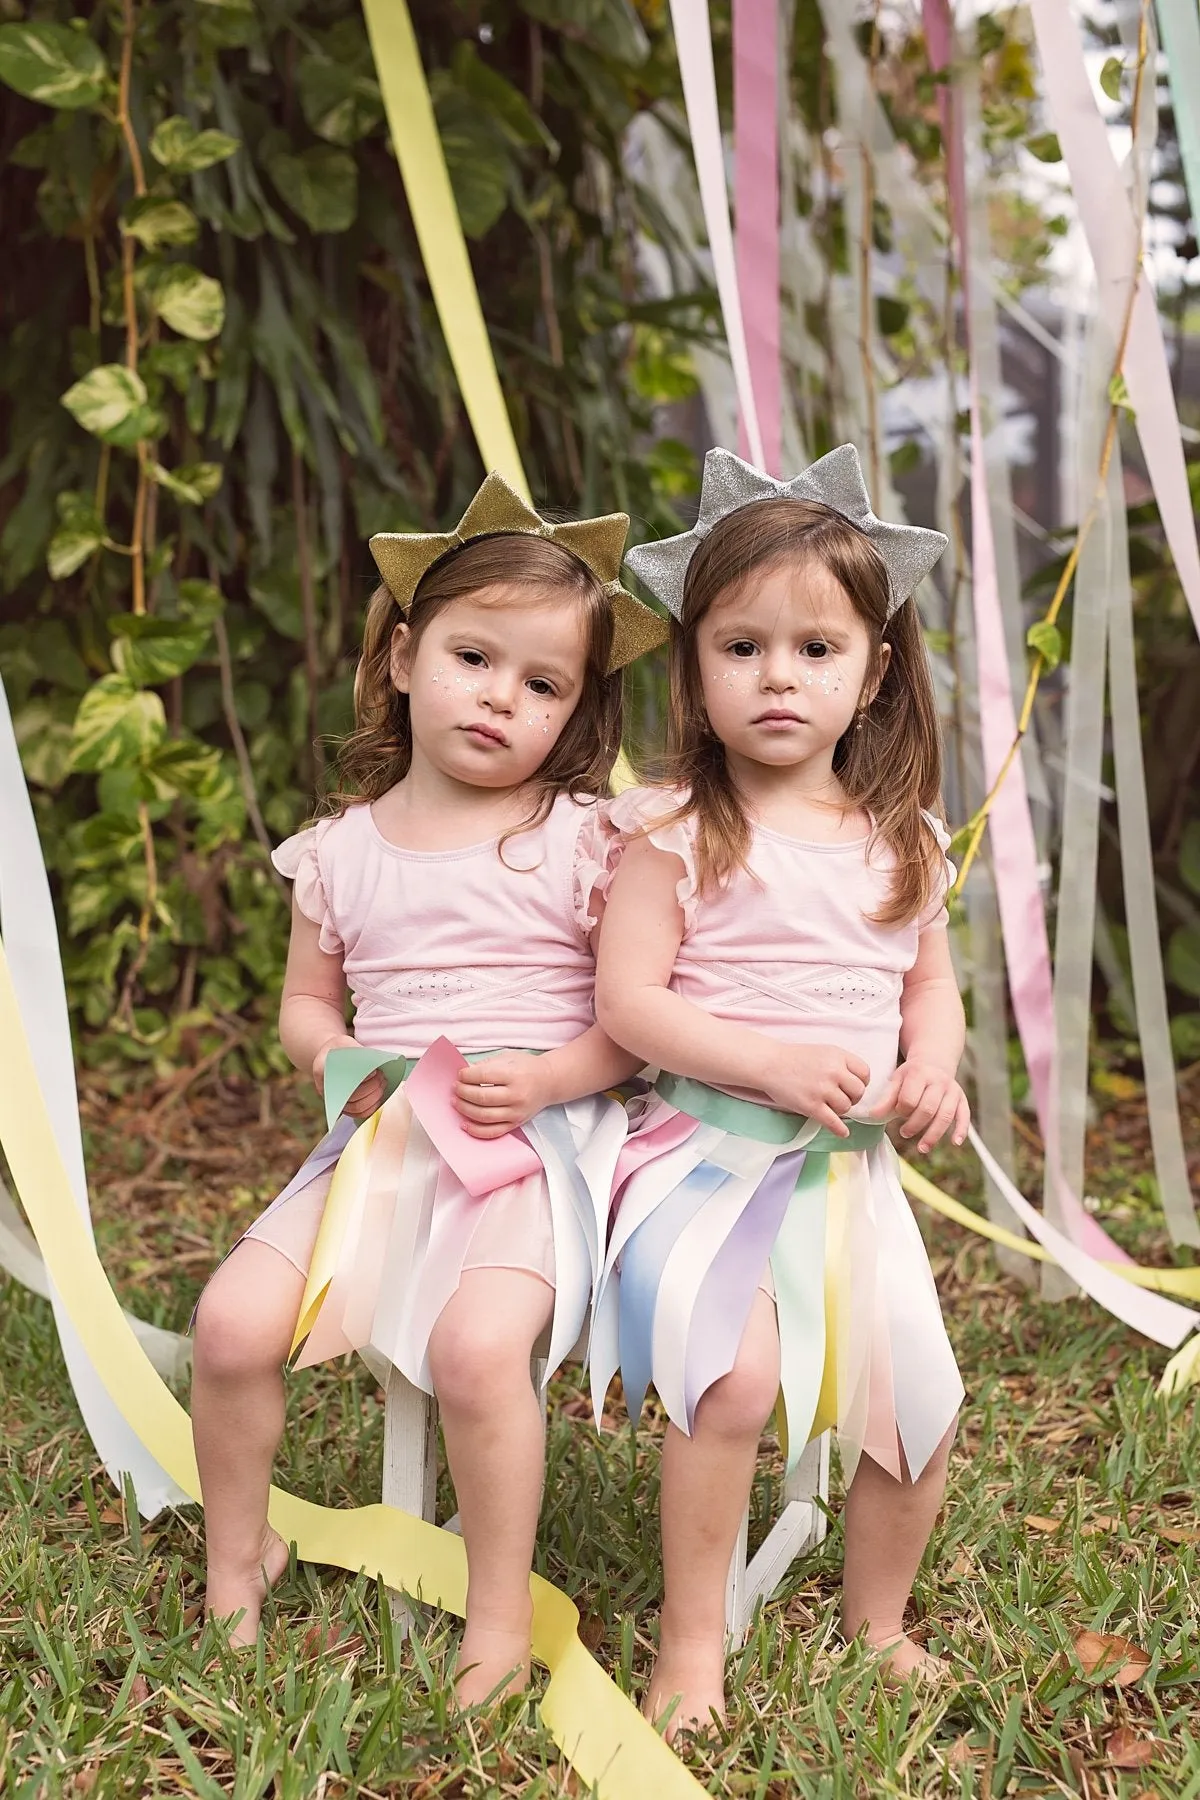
[{"xmin": 2, "ymin": 1073, "xmax": 1199, "ymax": 1797}]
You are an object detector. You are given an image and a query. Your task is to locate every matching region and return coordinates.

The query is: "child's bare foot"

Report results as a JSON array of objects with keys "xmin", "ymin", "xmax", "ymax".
[
  {"xmin": 644, "ymin": 1626, "xmax": 726, "ymax": 1742},
  {"xmin": 205, "ymin": 1527, "xmax": 290, "ymax": 1648},
  {"xmin": 867, "ymin": 1631, "xmax": 951, "ymax": 1685},
  {"xmin": 454, "ymin": 1620, "xmax": 532, "ymax": 1706}
]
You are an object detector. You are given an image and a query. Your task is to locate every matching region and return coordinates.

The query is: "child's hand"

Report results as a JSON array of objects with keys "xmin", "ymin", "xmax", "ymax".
[
  {"xmin": 872, "ymin": 1060, "xmax": 969, "ymax": 1152},
  {"xmin": 765, "ymin": 1043, "xmax": 871, "ymax": 1138},
  {"xmin": 455, "ymin": 1052, "xmax": 552, "ymax": 1138},
  {"xmin": 312, "ymin": 1034, "xmax": 385, "ymax": 1119}
]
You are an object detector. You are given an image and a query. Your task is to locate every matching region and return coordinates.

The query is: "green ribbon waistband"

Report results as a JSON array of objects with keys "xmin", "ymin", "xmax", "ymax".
[
  {"xmin": 653, "ymin": 1070, "xmax": 885, "ymax": 1154},
  {"xmin": 322, "ymin": 1045, "xmax": 531, "ymax": 1131}
]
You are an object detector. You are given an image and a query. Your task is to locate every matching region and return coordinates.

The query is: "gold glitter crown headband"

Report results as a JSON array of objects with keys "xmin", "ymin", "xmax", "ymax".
[
  {"xmin": 625, "ymin": 444, "xmax": 948, "ymax": 621},
  {"xmin": 369, "ymin": 472, "xmax": 668, "ymax": 675}
]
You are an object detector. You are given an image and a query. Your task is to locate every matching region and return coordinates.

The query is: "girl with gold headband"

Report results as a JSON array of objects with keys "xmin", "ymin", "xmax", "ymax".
[
  {"xmin": 593, "ymin": 446, "xmax": 967, "ymax": 1737},
  {"xmin": 191, "ymin": 474, "xmax": 665, "ymax": 1702}
]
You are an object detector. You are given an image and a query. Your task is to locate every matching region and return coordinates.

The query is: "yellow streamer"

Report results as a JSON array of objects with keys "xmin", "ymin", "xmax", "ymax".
[
  {"xmin": 360, "ymin": 0, "xmax": 529, "ymax": 501},
  {"xmin": 0, "ymin": 939, "xmax": 703, "ymax": 1799},
  {"xmin": 899, "ymin": 1161, "xmax": 1200, "ymax": 1300}
]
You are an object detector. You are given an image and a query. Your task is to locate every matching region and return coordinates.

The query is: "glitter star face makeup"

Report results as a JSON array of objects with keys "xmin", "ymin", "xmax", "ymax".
[
  {"xmin": 696, "ymin": 559, "xmax": 882, "ymax": 773},
  {"xmin": 392, "ymin": 585, "xmax": 588, "ymax": 790}
]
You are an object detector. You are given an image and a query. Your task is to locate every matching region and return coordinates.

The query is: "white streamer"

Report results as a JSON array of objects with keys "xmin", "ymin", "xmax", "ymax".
[{"xmin": 0, "ymin": 673, "xmax": 188, "ymax": 1514}]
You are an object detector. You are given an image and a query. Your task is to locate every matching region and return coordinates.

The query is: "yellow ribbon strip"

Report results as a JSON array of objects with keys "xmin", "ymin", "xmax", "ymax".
[
  {"xmin": 0, "ymin": 938, "xmax": 703, "ymax": 1799},
  {"xmin": 360, "ymin": 0, "xmax": 529, "ymax": 501},
  {"xmin": 899, "ymin": 1161, "xmax": 1200, "ymax": 1300}
]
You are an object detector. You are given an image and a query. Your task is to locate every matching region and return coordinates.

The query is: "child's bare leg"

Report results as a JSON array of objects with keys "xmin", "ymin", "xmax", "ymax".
[
  {"xmin": 427, "ymin": 1268, "xmax": 555, "ymax": 1705},
  {"xmin": 841, "ymin": 1421, "xmax": 956, "ymax": 1677},
  {"xmin": 192, "ymin": 1241, "xmax": 304, "ymax": 1644},
  {"xmin": 650, "ymin": 1291, "xmax": 781, "ymax": 1737}
]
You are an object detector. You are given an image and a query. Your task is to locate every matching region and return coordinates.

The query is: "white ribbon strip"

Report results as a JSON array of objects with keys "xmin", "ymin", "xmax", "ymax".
[
  {"xmin": 0, "ymin": 673, "xmax": 188, "ymax": 1513},
  {"xmin": 1027, "ymin": 0, "xmax": 1200, "ymax": 641},
  {"xmin": 668, "ymin": 0, "xmax": 765, "ymax": 465}
]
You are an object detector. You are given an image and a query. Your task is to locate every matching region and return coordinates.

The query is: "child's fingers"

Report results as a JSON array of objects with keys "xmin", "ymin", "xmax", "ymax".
[
  {"xmin": 455, "ymin": 1095, "xmax": 516, "ymax": 1123},
  {"xmin": 813, "ymin": 1103, "xmax": 851, "ymax": 1137},
  {"xmin": 917, "ymin": 1090, "xmax": 961, "ymax": 1151},
  {"xmin": 869, "ymin": 1071, "xmax": 903, "ymax": 1119},
  {"xmin": 952, "ymin": 1093, "xmax": 971, "ymax": 1145},
  {"xmin": 463, "ymin": 1118, "xmax": 521, "ymax": 1139},
  {"xmin": 454, "ymin": 1081, "xmax": 512, "ymax": 1110},
  {"xmin": 897, "ymin": 1082, "xmax": 941, "ymax": 1139}
]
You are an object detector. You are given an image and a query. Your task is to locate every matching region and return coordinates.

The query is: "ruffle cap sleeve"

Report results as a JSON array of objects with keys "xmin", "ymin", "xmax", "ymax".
[
  {"xmin": 605, "ymin": 785, "xmax": 700, "ymax": 934},
  {"xmin": 917, "ymin": 810, "xmax": 957, "ymax": 932},
  {"xmin": 571, "ymin": 798, "xmax": 622, "ymax": 935},
  {"xmin": 272, "ymin": 819, "xmax": 344, "ymax": 955}
]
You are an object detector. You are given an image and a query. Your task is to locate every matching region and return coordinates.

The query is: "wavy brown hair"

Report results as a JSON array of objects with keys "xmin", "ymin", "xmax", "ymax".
[
  {"xmin": 660, "ymin": 497, "xmax": 944, "ymax": 926},
  {"xmin": 325, "ymin": 534, "xmax": 622, "ymax": 845}
]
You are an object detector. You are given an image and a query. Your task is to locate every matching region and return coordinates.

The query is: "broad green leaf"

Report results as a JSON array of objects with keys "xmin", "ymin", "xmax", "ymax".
[
  {"xmin": 71, "ymin": 674, "xmax": 166, "ymax": 771},
  {"xmin": 121, "ymin": 196, "xmax": 200, "ymax": 250},
  {"xmin": 1167, "ymin": 926, "xmax": 1200, "ymax": 999},
  {"xmin": 1025, "ymin": 132, "xmax": 1062, "ymax": 164},
  {"xmin": 520, "ymin": 0, "xmax": 649, "ymax": 65},
  {"xmin": 61, "ymin": 364, "xmax": 147, "ymax": 439},
  {"xmin": 144, "ymin": 737, "xmax": 222, "ymax": 800},
  {"xmin": 629, "ymin": 325, "xmax": 697, "ymax": 403},
  {"xmin": 266, "ymin": 144, "xmax": 357, "ymax": 232},
  {"xmin": 1180, "ymin": 820, "xmax": 1200, "ymax": 899},
  {"xmin": 451, "ymin": 42, "xmax": 557, "ymax": 154},
  {"xmin": 0, "ymin": 22, "xmax": 107, "ymax": 110},
  {"xmin": 430, "ymin": 84, "xmax": 512, "ymax": 238},
  {"xmin": 151, "ymin": 460, "xmax": 223, "ymax": 505},
  {"xmin": 1026, "ymin": 619, "xmax": 1062, "ymax": 671},
  {"xmin": 14, "ymin": 699, "xmax": 75, "ymax": 790},
  {"xmin": 47, "ymin": 491, "xmax": 106, "ymax": 578},
  {"xmin": 176, "ymin": 578, "xmax": 225, "ymax": 624},
  {"xmin": 150, "ymin": 115, "xmax": 240, "ymax": 173},
  {"xmin": 109, "ymin": 615, "xmax": 214, "ymax": 685},
  {"xmin": 643, "ymin": 438, "xmax": 699, "ymax": 499},
  {"xmin": 149, "ymin": 265, "xmax": 226, "ymax": 341},
  {"xmin": 1171, "ymin": 1011, "xmax": 1200, "ymax": 1062},
  {"xmin": 1099, "ymin": 56, "xmax": 1124, "ymax": 103},
  {"xmin": 248, "ymin": 565, "xmax": 304, "ymax": 640},
  {"xmin": 297, "ymin": 54, "xmax": 383, "ymax": 146},
  {"xmin": 877, "ymin": 295, "xmax": 911, "ymax": 337}
]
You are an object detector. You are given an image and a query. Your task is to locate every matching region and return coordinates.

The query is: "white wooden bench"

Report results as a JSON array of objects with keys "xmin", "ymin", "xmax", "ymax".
[{"xmin": 381, "ymin": 1369, "xmax": 829, "ymax": 1647}]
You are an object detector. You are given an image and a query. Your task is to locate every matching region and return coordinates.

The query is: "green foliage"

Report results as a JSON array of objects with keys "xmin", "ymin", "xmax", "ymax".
[{"xmin": 0, "ymin": 0, "xmax": 697, "ymax": 1063}]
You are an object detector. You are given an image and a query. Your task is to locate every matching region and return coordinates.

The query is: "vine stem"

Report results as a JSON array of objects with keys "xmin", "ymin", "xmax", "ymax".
[
  {"xmin": 952, "ymin": 3, "xmax": 1150, "ymax": 895},
  {"xmin": 292, "ymin": 450, "xmax": 324, "ymax": 782},
  {"xmin": 859, "ymin": 3, "xmax": 883, "ymax": 501},
  {"xmin": 116, "ymin": 0, "xmax": 148, "ymax": 617}
]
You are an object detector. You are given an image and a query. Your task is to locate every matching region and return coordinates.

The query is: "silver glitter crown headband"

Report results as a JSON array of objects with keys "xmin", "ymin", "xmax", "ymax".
[{"xmin": 624, "ymin": 444, "xmax": 948, "ymax": 621}]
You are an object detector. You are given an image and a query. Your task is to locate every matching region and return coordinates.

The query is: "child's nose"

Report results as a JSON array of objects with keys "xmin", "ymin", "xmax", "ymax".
[
  {"xmin": 480, "ymin": 670, "xmax": 517, "ymax": 712},
  {"xmin": 760, "ymin": 648, "xmax": 797, "ymax": 690}
]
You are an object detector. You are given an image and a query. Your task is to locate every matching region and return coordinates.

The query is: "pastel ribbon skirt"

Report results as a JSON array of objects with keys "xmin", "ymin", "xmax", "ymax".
[
  {"xmin": 238, "ymin": 1061, "xmax": 626, "ymax": 1396},
  {"xmin": 590, "ymin": 1074, "xmax": 964, "ymax": 1483}
]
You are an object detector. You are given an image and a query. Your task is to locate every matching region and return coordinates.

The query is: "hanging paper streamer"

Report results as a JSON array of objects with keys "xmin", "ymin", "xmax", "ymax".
[
  {"xmin": 360, "ymin": 0, "xmax": 529, "ymax": 501},
  {"xmin": 1026, "ymin": 0, "xmax": 1200, "ymax": 642},
  {"xmin": 0, "ymin": 674, "xmax": 189, "ymax": 1513},
  {"xmin": 1155, "ymin": 0, "xmax": 1200, "ymax": 233},
  {"xmin": 669, "ymin": 0, "xmax": 765, "ymax": 465},
  {"xmin": 733, "ymin": 0, "xmax": 781, "ymax": 473}
]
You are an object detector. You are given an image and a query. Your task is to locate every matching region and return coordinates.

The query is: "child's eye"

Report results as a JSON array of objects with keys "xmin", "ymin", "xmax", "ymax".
[
  {"xmin": 801, "ymin": 641, "xmax": 830, "ymax": 659},
  {"xmin": 728, "ymin": 641, "xmax": 758, "ymax": 658},
  {"xmin": 527, "ymin": 677, "xmax": 556, "ymax": 698},
  {"xmin": 457, "ymin": 649, "xmax": 487, "ymax": 668}
]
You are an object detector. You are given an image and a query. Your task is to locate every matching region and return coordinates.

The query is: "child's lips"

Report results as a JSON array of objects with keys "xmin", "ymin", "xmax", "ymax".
[
  {"xmin": 752, "ymin": 709, "xmax": 805, "ymax": 727},
  {"xmin": 461, "ymin": 722, "xmax": 509, "ymax": 747}
]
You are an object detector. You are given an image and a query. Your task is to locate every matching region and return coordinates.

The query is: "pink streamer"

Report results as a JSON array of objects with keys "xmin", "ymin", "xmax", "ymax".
[
  {"xmin": 404, "ymin": 1037, "xmax": 542, "ymax": 1197},
  {"xmin": 924, "ymin": 0, "xmax": 1127, "ymax": 1265},
  {"xmin": 1026, "ymin": 0, "xmax": 1200, "ymax": 643},
  {"xmin": 733, "ymin": 0, "xmax": 781, "ymax": 473}
]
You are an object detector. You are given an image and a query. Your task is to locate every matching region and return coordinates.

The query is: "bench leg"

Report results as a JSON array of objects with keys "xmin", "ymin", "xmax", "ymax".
[
  {"xmin": 382, "ymin": 1366, "xmax": 439, "ymax": 1634},
  {"xmin": 724, "ymin": 1431, "xmax": 831, "ymax": 1648}
]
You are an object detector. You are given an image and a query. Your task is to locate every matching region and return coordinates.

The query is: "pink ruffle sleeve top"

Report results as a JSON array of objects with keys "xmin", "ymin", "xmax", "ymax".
[{"xmin": 272, "ymin": 792, "xmax": 613, "ymax": 1056}]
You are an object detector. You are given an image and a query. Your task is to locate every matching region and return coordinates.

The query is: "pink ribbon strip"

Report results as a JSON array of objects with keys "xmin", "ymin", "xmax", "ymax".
[
  {"xmin": 733, "ymin": 0, "xmax": 781, "ymax": 473},
  {"xmin": 403, "ymin": 1037, "xmax": 543, "ymax": 1198},
  {"xmin": 1026, "ymin": 0, "xmax": 1200, "ymax": 642}
]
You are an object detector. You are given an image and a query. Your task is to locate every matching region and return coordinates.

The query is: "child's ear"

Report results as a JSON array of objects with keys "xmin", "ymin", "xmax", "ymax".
[
  {"xmin": 864, "ymin": 639, "xmax": 891, "ymax": 706},
  {"xmin": 390, "ymin": 621, "xmax": 413, "ymax": 694}
]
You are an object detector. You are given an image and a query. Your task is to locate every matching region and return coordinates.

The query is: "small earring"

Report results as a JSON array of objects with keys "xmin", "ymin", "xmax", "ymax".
[{"xmin": 854, "ymin": 709, "xmax": 866, "ymax": 730}]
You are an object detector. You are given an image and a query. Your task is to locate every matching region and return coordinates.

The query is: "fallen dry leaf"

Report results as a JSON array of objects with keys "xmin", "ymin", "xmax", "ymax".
[
  {"xmin": 300, "ymin": 1624, "xmax": 364, "ymax": 1661},
  {"xmin": 1157, "ymin": 1525, "xmax": 1200, "ymax": 1545},
  {"xmin": 947, "ymin": 1737, "xmax": 975, "ymax": 1765},
  {"xmin": 1074, "ymin": 1630, "xmax": 1151, "ymax": 1686},
  {"xmin": 1105, "ymin": 1727, "xmax": 1162, "ymax": 1769},
  {"xmin": 1024, "ymin": 1514, "xmax": 1064, "ymax": 1533},
  {"xmin": 130, "ymin": 1674, "xmax": 151, "ymax": 1705}
]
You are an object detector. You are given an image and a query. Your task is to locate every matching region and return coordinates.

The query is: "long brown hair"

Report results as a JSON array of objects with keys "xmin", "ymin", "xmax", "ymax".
[
  {"xmin": 326, "ymin": 534, "xmax": 623, "ymax": 842},
  {"xmin": 661, "ymin": 497, "xmax": 944, "ymax": 926}
]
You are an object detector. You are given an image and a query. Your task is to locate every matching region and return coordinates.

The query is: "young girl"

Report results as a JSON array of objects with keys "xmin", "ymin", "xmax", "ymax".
[
  {"xmin": 592, "ymin": 445, "xmax": 968, "ymax": 1734},
  {"xmin": 192, "ymin": 473, "xmax": 665, "ymax": 1702}
]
